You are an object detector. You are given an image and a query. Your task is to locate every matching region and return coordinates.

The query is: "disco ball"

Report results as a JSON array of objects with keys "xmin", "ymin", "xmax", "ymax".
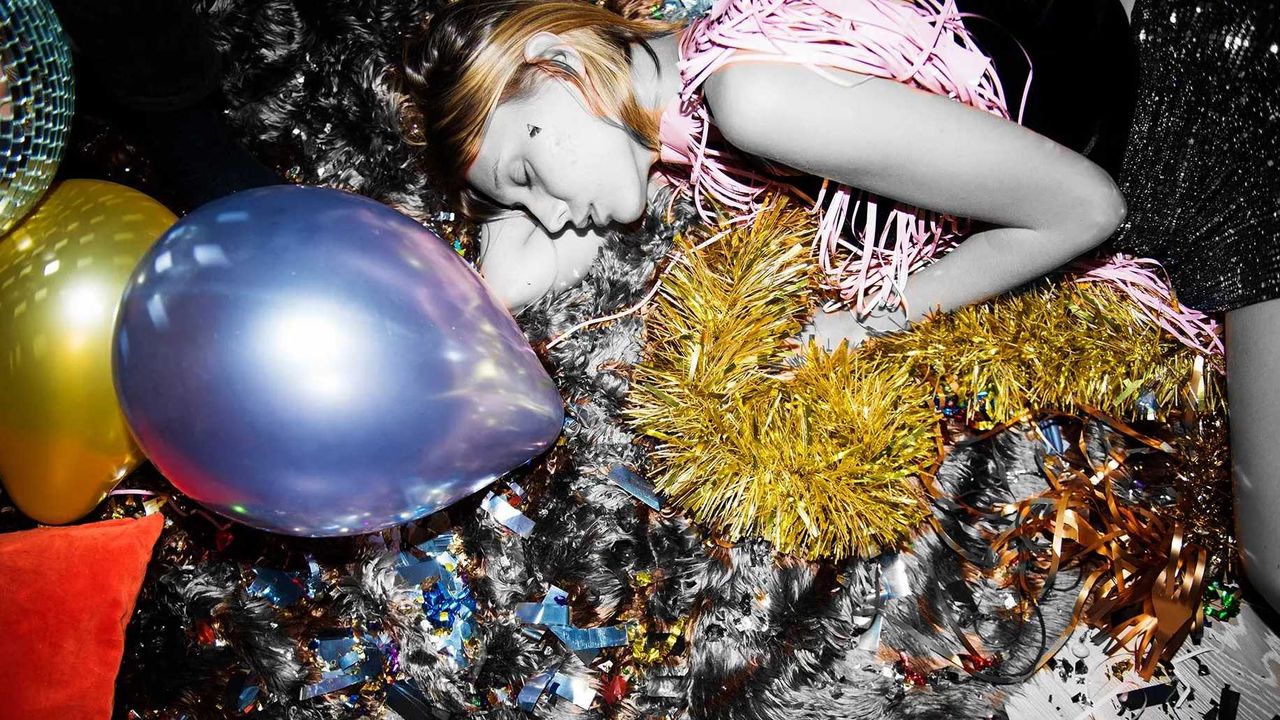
[{"xmin": 1, "ymin": 0, "xmax": 73, "ymax": 236}]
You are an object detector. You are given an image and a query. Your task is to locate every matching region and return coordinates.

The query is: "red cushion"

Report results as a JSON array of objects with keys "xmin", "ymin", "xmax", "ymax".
[{"xmin": 0, "ymin": 513, "xmax": 163, "ymax": 720}]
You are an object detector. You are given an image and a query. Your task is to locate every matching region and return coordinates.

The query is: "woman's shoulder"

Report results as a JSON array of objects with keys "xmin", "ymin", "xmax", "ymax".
[
  {"xmin": 684, "ymin": 0, "xmax": 1004, "ymax": 109},
  {"xmin": 701, "ymin": 63, "xmax": 786, "ymax": 129},
  {"xmin": 701, "ymin": 61, "xmax": 877, "ymax": 155}
]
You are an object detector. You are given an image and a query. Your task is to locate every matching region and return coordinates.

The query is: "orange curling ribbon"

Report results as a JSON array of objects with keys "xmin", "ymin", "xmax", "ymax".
[
  {"xmin": 991, "ymin": 433, "xmax": 1208, "ymax": 679},
  {"xmin": 921, "ymin": 413, "xmax": 1210, "ymax": 680}
]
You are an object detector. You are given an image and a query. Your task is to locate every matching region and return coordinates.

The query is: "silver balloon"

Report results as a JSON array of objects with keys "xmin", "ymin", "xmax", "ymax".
[
  {"xmin": 112, "ymin": 186, "xmax": 564, "ymax": 536},
  {"xmin": 1, "ymin": 0, "xmax": 74, "ymax": 235}
]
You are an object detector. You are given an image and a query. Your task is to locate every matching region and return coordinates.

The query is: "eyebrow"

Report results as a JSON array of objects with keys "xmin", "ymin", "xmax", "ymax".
[{"xmin": 490, "ymin": 158, "xmax": 500, "ymax": 191}]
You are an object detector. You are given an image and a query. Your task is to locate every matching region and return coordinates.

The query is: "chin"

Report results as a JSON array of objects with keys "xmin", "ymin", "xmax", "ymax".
[{"xmin": 613, "ymin": 189, "xmax": 648, "ymax": 225}]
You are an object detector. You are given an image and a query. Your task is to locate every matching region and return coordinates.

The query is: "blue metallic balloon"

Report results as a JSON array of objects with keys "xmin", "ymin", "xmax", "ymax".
[{"xmin": 112, "ymin": 186, "xmax": 564, "ymax": 536}]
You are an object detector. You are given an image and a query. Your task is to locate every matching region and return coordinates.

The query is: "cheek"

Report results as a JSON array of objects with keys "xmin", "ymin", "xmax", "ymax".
[
  {"xmin": 561, "ymin": 122, "xmax": 634, "ymax": 183},
  {"xmin": 541, "ymin": 132, "xmax": 595, "ymax": 195}
]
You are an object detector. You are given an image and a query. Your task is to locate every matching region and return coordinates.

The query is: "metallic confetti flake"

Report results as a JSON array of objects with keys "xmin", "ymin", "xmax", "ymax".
[
  {"xmin": 384, "ymin": 680, "xmax": 436, "ymax": 720},
  {"xmin": 879, "ymin": 553, "xmax": 912, "ymax": 599},
  {"xmin": 517, "ymin": 668, "xmax": 556, "ymax": 711},
  {"xmin": 548, "ymin": 624, "xmax": 629, "ymax": 651},
  {"xmin": 547, "ymin": 672, "xmax": 597, "ymax": 709},
  {"xmin": 607, "ymin": 464, "xmax": 663, "ymax": 510},
  {"xmin": 481, "ymin": 492, "xmax": 535, "ymax": 537},
  {"xmin": 516, "ymin": 585, "xmax": 628, "ymax": 651},
  {"xmin": 397, "ymin": 556, "xmax": 447, "ymax": 585},
  {"xmin": 515, "ymin": 600, "xmax": 569, "ymax": 627},
  {"xmin": 1038, "ymin": 419, "xmax": 1069, "ymax": 456},
  {"xmin": 247, "ymin": 567, "xmax": 305, "ymax": 607},
  {"xmin": 299, "ymin": 670, "xmax": 364, "ymax": 700},
  {"xmin": 415, "ymin": 533, "xmax": 455, "ymax": 555}
]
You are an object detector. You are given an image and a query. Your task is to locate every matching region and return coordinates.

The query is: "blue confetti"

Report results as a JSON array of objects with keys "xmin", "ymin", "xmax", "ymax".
[
  {"xmin": 515, "ymin": 596, "xmax": 569, "ymax": 626},
  {"xmin": 518, "ymin": 668, "xmax": 555, "ymax": 711},
  {"xmin": 300, "ymin": 639, "xmax": 383, "ymax": 700},
  {"xmin": 415, "ymin": 533, "xmax": 454, "ymax": 556},
  {"xmin": 397, "ymin": 556, "xmax": 447, "ymax": 585},
  {"xmin": 1137, "ymin": 389, "xmax": 1158, "ymax": 420},
  {"xmin": 300, "ymin": 670, "xmax": 364, "ymax": 700},
  {"xmin": 304, "ymin": 555, "xmax": 324, "ymax": 598},
  {"xmin": 385, "ymin": 680, "xmax": 436, "ymax": 720},
  {"xmin": 224, "ymin": 672, "xmax": 259, "ymax": 713},
  {"xmin": 549, "ymin": 624, "xmax": 628, "ymax": 650},
  {"xmin": 1038, "ymin": 419, "xmax": 1069, "ymax": 456},
  {"xmin": 516, "ymin": 585, "xmax": 628, "ymax": 652},
  {"xmin": 548, "ymin": 672, "xmax": 597, "ymax": 709},
  {"xmin": 313, "ymin": 636, "xmax": 359, "ymax": 665},
  {"xmin": 607, "ymin": 464, "xmax": 662, "ymax": 510},
  {"xmin": 516, "ymin": 586, "xmax": 570, "ymax": 626},
  {"xmin": 393, "ymin": 540, "xmax": 477, "ymax": 668}
]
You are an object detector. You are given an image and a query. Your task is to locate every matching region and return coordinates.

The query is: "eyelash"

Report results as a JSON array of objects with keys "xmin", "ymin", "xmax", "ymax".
[{"xmin": 517, "ymin": 165, "xmax": 531, "ymax": 187}]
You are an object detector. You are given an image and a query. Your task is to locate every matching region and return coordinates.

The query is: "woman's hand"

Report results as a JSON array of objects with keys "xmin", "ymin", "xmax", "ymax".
[
  {"xmin": 478, "ymin": 211, "xmax": 609, "ymax": 311},
  {"xmin": 478, "ymin": 212, "xmax": 556, "ymax": 310},
  {"xmin": 799, "ymin": 304, "xmax": 910, "ymax": 352}
]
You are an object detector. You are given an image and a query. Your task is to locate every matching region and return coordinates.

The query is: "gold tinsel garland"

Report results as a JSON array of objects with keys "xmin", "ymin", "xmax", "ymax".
[{"xmin": 628, "ymin": 193, "xmax": 1221, "ymax": 560}]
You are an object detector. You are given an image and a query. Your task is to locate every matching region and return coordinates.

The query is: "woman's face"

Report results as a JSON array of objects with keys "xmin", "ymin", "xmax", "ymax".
[
  {"xmin": 465, "ymin": 74, "xmax": 656, "ymax": 233},
  {"xmin": 462, "ymin": 33, "xmax": 663, "ymax": 310}
]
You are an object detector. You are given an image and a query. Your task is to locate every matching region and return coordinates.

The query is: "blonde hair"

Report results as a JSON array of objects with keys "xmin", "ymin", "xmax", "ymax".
[{"xmin": 402, "ymin": 0, "xmax": 683, "ymax": 220}]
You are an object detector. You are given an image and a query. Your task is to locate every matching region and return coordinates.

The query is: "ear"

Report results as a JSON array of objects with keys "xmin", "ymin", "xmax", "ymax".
[{"xmin": 522, "ymin": 31, "xmax": 586, "ymax": 74}]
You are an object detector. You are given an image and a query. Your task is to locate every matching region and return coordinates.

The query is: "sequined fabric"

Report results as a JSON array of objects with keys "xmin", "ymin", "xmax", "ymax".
[{"xmin": 1109, "ymin": 0, "xmax": 1280, "ymax": 313}]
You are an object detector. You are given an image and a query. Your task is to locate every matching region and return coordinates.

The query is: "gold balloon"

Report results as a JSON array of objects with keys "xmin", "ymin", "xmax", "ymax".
[{"xmin": 0, "ymin": 180, "xmax": 175, "ymax": 524}]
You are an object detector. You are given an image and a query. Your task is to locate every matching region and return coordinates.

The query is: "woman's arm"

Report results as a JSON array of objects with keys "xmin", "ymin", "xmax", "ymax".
[{"xmin": 703, "ymin": 61, "xmax": 1126, "ymax": 327}]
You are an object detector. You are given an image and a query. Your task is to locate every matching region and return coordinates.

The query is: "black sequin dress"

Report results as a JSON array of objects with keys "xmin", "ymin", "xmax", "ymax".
[{"xmin": 1107, "ymin": 0, "xmax": 1280, "ymax": 313}]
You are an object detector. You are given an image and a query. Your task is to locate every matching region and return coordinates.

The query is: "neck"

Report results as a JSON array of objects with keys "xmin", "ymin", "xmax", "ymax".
[
  {"xmin": 630, "ymin": 31, "xmax": 683, "ymax": 115},
  {"xmin": 631, "ymin": 30, "xmax": 684, "ymax": 197}
]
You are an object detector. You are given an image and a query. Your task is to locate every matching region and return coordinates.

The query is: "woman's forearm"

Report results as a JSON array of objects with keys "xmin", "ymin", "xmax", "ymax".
[{"xmin": 894, "ymin": 205, "xmax": 1124, "ymax": 324}]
